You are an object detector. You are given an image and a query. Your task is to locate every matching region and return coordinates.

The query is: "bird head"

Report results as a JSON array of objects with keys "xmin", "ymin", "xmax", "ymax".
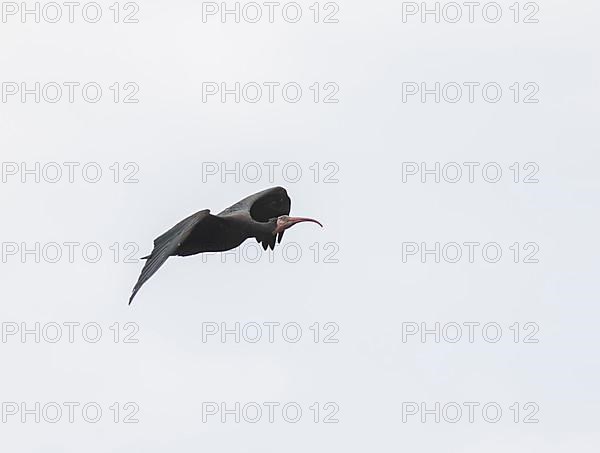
[{"xmin": 273, "ymin": 215, "xmax": 323, "ymax": 235}]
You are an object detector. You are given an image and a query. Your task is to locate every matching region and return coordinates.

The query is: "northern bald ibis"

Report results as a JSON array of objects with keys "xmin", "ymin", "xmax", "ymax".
[{"xmin": 129, "ymin": 187, "xmax": 322, "ymax": 304}]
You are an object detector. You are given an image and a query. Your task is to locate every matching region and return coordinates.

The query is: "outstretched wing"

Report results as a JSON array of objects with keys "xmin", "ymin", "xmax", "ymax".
[
  {"xmin": 248, "ymin": 187, "xmax": 291, "ymax": 222},
  {"xmin": 219, "ymin": 186, "xmax": 291, "ymax": 220},
  {"xmin": 220, "ymin": 187, "xmax": 291, "ymax": 251},
  {"xmin": 129, "ymin": 209, "xmax": 212, "ymax": 305},
  {"xmin": 221, "ymin": 186, "xmax": 291, "ymax": 251}
]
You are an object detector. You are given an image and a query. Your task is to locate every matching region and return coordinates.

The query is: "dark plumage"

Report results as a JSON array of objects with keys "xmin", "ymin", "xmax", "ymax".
[{"xmin": 129, "ymin": 187, "xmax": 322, "ymax": 304}]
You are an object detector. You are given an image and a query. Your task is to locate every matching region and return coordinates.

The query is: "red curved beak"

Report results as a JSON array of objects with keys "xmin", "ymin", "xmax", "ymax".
[{"xmin": 275, "ymin": 216, "xmax": 323, "ymax": 234}]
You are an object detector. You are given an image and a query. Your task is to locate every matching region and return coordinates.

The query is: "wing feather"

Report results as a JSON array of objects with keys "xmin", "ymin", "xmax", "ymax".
[
  {"xmin": 231, "ymin": 187, "xmax": 290, "ymax": 251},
  {"xmin": 129, "ymin": 209, "xmax": 210, "ymax": 305},
  {"xmin": 219, "ymin": 186, "xmax": 291, "ymax": 219}
]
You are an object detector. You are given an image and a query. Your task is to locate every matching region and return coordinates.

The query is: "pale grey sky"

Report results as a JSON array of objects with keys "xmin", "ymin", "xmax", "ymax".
[{"xmin": 1, "ymin": 0, "xmax": 599, "ymax": 451}]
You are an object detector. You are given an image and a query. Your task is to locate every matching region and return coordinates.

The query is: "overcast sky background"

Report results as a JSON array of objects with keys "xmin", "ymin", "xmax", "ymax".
[{"xmin": 1, "ymin": 0, "xmax": 599, "ymax": 451}]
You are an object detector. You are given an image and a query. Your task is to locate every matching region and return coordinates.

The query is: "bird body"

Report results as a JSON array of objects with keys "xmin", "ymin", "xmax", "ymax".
[
  {"xmin": 172, "ymin": 211, "xmax": 250, "ymax": 255},
  {"xmin": 129, "ymin": 187, "xmax": 321, "ymax": 304}
]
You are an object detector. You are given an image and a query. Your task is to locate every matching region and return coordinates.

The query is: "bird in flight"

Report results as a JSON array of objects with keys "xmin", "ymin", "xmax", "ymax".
[{"xmin": 129, "ymin": 187, "xmax": 322, "ymax": 304}]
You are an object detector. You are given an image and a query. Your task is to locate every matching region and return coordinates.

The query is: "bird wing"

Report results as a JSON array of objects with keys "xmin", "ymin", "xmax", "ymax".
[
  {"xmin": 248, "ymin": 186, "xmax": 291, "ymax": 222},
  {"xmin": 129, "ymin": 209, "xmax": 213, "ymax": 305},
  {"xmin": 252, "ymin": 187, "xmax": 291, "ymax": 248},
  {"xmin": 219, "ymin": 187, "xmax": 291, "ymax": 251},
  {"xmin": 219, "ymin": 186, "xmax": 291, "ymax": 219}
]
